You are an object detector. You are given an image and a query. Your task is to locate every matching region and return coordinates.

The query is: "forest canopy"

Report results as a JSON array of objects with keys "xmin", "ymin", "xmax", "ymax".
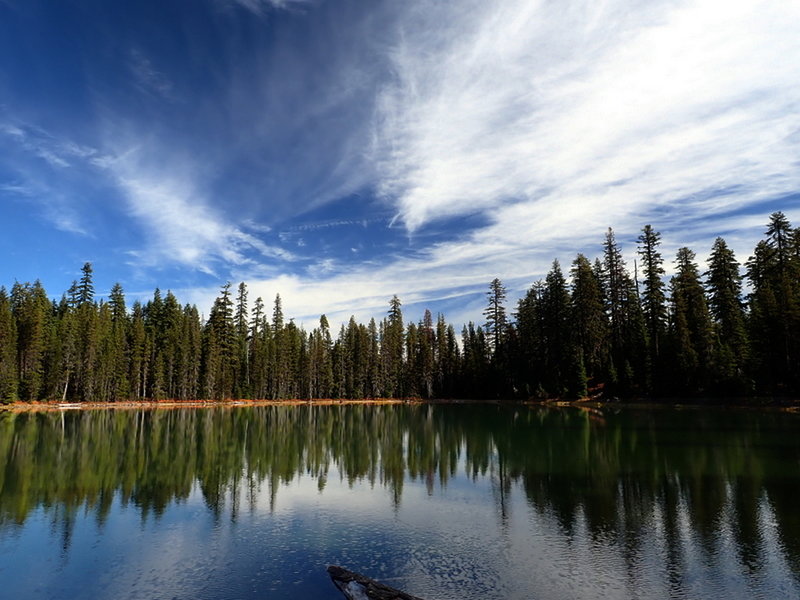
[{"xmin": 0, "ymin": 211, "xmax": 797, "ymax": 403}]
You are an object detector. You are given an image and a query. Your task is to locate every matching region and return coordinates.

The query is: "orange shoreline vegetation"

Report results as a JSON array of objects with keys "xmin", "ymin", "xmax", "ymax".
[
  {"xmin": 2, "ymin": 397, "xmax": 797, "ymax": 413},
  {"xmin": 1, "ymin": 397, "xmax": 524, "ymax": 412},
  {"xmin": 0, "ymin": 398, "xmax": 421, "ymax": 412}
]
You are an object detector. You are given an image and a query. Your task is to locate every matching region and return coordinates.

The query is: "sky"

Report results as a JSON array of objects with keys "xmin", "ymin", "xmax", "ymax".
[{"xmin": 1, "ymin": 0, "xmax": 799, "ymax": 329}]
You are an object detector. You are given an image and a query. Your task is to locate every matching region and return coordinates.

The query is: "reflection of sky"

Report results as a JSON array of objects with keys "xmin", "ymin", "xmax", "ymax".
[{"xmin": 1, "ymin": 452, "xmax": 798, "ymax": 600}]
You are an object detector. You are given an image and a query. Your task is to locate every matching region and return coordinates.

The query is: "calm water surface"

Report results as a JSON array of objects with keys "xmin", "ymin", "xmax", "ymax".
[{"xmin": 1, "ymin": 404, "xmax": 799, "ymax": 599}]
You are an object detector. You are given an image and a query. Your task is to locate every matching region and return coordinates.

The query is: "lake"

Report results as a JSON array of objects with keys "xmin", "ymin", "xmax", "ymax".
[{"xmin": 0, "ymin": 403, "xmax": 798, "ymax": 599}]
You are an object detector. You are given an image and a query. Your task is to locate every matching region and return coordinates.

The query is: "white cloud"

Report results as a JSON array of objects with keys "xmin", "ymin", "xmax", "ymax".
[
  {"xmin": 0, "ymin": 120, "xmax": 97, "ymax": 169},
  {"xmin": 188, "ymin": 0, "xmax": 800, "ymax": 329},
  {"xmin": 0, "ymin": 122, "xmax": 94, "ymax": 234},
  {"xmin": 373, "ymin": 0, "xmax": 800, "ymax": 242},
  {"xmin": 225, "ymin": 0, "xmax": 312, "ymax": 16},
  {"xmin": 128, "ymin": 49, "xmax": 174, "ymax": 100},
  {"xmin": 102, "ymin": 147, "xmax": 295, "ymax": 274}
]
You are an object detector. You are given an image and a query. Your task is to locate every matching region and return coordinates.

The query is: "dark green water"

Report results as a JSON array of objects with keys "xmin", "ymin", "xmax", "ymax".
[{"xmin": 1, "ymin": 404, "xmax": 799, "ymax": 599}]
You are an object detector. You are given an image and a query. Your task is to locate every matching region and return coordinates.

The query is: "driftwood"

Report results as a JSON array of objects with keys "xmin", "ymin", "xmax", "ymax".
[{"xmin": 327, "ymin": 565, "xmax": 426, "ymax": 600}]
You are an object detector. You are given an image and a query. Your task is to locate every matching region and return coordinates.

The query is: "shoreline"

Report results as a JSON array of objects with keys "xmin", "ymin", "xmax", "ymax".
[
  {"xmin": 2, "ymin": 396, "xmax": 799, "ymax": 413},
  {"xmin": 0, "ymin": 398, "xmax": 425, "ymax": 413}
]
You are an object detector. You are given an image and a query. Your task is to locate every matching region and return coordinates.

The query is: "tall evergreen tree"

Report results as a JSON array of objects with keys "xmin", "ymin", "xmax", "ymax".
[
  {"xmin": 178, "ymin": 304, "xmax": 202, "ymax": 400},
  {"xmin": 78, "ymin": 262, "xmax": 95, "ymax": 305},
  {"xmin": 234, "ymin": 282, "xmax": 250, "ymax": 398},
  {"xmin": 128, "ymin": 301, "xmax": 147, "ymax": 399},
  {"xmin": 515, "ymin": 281, "xmax": 545, "ymax": 397},
  {"xmin": 668, "ymin": 247, "xmax": 714, "ymax": 393},
  {"xmin": 766, "ymin": 212, "xmax": 799, "ymax": 385},
  {"xmin": 637, "ymin": 225, "xmax": 667, "ymax": 373},
  {"xmin": 603, "ymin": 229, "xmax": 648, "ymax": 393},
  {"xmin": 541, "ymin": 261, "xmax": 571, "ymax": 394},
  {"xmin": 382, "ymin": 295, "xmax": 404, "ymax": 397},
  {"xmin": 0, "ymin": 288, "xmax": 18, "ymax": 403},
  {"xmin": 12, "ymin": 281, "xmax": 50, "ymax": 401},
  {"xmin": 570, "ymin": 254, "xmax": 608, "ymax": 382},
  {"xmin": 483, "ymin": 278, "xmax": 507, "ymax": 356},
  {"xmin": 203, "ymin": 283, "xmax": 235, "ymax": 399},
  {"xmin": 746, "ymin": 212, "xmax": 800, "ymax": 391},
  {"xmin": 705, "ymin": 237, "xmax": 748, "ymax": 389},
  {"xmin": 271, "ymin": 293, "xmax": 286, "ymax": 398},
  {"xmin": 107, "ymin": 283, "xmax": 130, "ymax": 399}
]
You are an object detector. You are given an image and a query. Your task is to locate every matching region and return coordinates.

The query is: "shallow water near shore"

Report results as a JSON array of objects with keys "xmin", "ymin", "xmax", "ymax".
[{"xmin": 1, "ymin": 403, "xmax": 799, "ymax": 599}]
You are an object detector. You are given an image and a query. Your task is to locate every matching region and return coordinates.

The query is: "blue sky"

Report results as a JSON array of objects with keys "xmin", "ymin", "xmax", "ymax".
[{"xmin": 1, "ymin": 0, "xmax": 799, "ymax": 328}]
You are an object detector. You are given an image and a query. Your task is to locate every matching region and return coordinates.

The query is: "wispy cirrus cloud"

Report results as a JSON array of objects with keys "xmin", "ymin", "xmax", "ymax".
[
  {"xmin": 1, "ymin": 116, "xmax": 296, "ymax": 274},
  {"xmin": 184, "ymin": 0, "xmax": 800, "ymax": 328},
  {"xmin": 0, "ymin": 120, "xmax": 97, "ymax": 169},
  {"xmin": 102, "ymin": 147, "xmax": 296, "ymax": 275},
  {"xmin": 373, "ymin": 0, "xmax": 800, "ymax": 245},
  {"xmin": 128, "ymin": 49, "xmax": 175, "ymax": 100},
  {"xmin": 223, "ymin": 0, "xmax": 313, "ymax": 16},
  {"xmin": 0, "ymin": 121, "xmax": 96, "ymax": 234}
]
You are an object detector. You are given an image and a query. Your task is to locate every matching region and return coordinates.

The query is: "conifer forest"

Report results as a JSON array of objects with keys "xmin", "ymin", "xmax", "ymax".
[{"xmin": 0, "ymin": 211, "xmax": 797, "ymax": 404}]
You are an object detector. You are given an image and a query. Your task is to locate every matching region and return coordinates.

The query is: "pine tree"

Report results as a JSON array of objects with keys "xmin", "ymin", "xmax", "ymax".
[
  {"xmin": 705, "ymin": 237, "xmax": 748, "ymax": 389},
  {"xmin": 75, "ymin": 288, "xmax": 100, "ymax": 400},
  {"xmin": 434, "ymin": 313, "xmax": 449, "ymax": 397},
  {"xmin": 78, "ymin": 262, "xmax": 94, "ymax": 305},
  {"xmin": 366, "ymin": 318, "xmax": 381, "ymax": 398},
  {"xmin": 12, "ymin": 281, "xmax": 51, "ymax": 400},
  {"xmin": 603, "ymin": 229, "xmax": 648, "ymax": 393},
  {"xmin": 93, "ymin": 301, "xmax": 115, "ymax": 401},
  {"xmin": 637, "ymin": 225, "xmax": 667, "ymax": 377},
  {"xmin": 668, "ymin": 247, "xmax": 714, "ymax": 393},
  {"xmin": 746, "ymin": 212, "xmax": 800, "ymax": 391},
  {"xmin": 47, "ymin": 296, "xmax": 78, "ymax": 401},
  {"xmin": 249, "ymin": 297, "xmax": 267, "ymax": 398},
  {"xmin": 203, "ymin": 283, "xmax": 235, "ymax": 399},
  {"xmin": 541, "ymin": 261, "xmax": 571, "ymax": 394},
  {"xmin": 570, "ymin": 254, "xmax": 608, "ymax": 382},
  {"xmin": 404, "ymin": 322, "xmax": 419, "ymax": 397},
  {"xmin": 382, "ymin": 295, "xmax": 404, "ymax": 397},
  {"xmin": 0, "ymin": 288, "xmax": 18, "ymax": 403},
  {"xmin": 483, "ymin": 278, "xmax": 507, "ymax": 356},
  {"xmin": 318, "ymin": 314, "xmax": 334, "ymax": 398},
  {"xmin": 108, "ymin": 283, "xmax": 130, "ymax": 399},
  {"xmin": 417, "ymin": 309, "xmax": 435, "ymax": 398},
  {"xmin": 234, "ymin": 282, "xmax": 250, "ymax": 398},
  {"xmin": 271, "ymin": 293, "xmax": 286, "ymax": 398},
  {"xmin": 515, "ymin": 281, "xmax": 545, "ymax": 397},
  {"xmin": 566, "ymin": 347, "xmax": 588, "ymax": 399},
  {"xmin": 128, "ymin": 301, "xmax": 147, "ymax": 399},
  {"xmin": 461, "ymin": 322, "xmax": 489, "ymax": 398},
  {"xmin": 179, "ymin": 304, "xmax": 202, "ymax": 400},
  {"xmin": 766, "ymin": 212, "xmax": 799, "ymax": 385}
]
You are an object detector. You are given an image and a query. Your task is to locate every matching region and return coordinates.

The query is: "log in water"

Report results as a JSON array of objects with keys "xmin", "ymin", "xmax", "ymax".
[{"xmin": 327, "ymin": 566, "xmax": 425, "ymax": 600}]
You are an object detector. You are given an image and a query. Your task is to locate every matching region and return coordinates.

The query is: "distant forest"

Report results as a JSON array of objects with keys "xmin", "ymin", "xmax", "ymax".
[{"xmin": 0, "ymin": 211, "xmax": 797, "ymax": 403}]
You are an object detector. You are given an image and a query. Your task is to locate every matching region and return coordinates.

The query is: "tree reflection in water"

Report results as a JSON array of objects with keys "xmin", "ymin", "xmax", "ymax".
[{"xmin": 1, "ymin": 404, "xmax": 799, "ymax": 588}]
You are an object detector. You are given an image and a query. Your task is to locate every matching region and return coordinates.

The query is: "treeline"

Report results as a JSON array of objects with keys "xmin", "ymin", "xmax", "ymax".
[{"xmin": 0, "ymin": 211, "xmax": 797, "ymax": 402}]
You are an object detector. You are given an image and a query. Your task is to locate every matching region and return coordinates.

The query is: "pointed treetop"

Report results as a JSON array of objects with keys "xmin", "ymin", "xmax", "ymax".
[{"xmin": 78, "ymin": 262, "xmax": 94, "ymax": 305}]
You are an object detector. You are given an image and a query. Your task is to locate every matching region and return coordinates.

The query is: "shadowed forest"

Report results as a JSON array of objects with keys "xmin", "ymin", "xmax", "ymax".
[{"xmin": 0, "ymin": 211, "xmax": 798, "ymax": 402}]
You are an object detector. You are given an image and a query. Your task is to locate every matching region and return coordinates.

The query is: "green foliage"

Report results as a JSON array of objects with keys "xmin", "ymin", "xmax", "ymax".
[
  {"xmin": 746, "ymin": 212, "xmax": 800, "ymax": 392},
  {"xmin": 705, "ymin": 238, "xmax": 749, "ymax": 391},
  {"xmin": 668, "ymin": 248, "xmax": 714, "ymax": 393},
  {"xmin": 637, "ymin": 225, "xmax": 667, "ymax": 387},
  {"xmin": 0, "ymin": 288, "xmax": 18, "ymax": 403},
  {"xmin": 0, "ymin": 213, "xmax": 797, "ymax": 403},
  {"xmin": 570, "ymin": 254, "xmax": 608, "ymax": 380},
  {"xmin": 483, "ymin": 278, "xmax": 508, "ymax": 356}
]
